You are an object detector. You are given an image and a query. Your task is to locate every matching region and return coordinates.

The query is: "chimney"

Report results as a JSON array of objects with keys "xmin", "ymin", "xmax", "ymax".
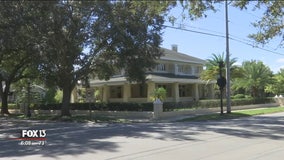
[{"xmin": 171, "ymin": 44, "xmax": 178, "ymax": 52}]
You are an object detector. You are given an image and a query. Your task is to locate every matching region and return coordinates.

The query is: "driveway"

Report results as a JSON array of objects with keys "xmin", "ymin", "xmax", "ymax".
[{"xmin": 0, "ymin": 112, "xmax": 284, "ymax": 160}]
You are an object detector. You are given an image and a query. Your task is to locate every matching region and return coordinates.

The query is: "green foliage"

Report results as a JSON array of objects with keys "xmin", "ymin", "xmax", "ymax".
[
  {"xmin": 175, "ymin": 1, "xmax": 284, "ymax": 47},
  {"xmin": 27, "ymin": 1, "xmax": 169, "ymax": 116},
  {"xmin": 196, "ymin": 98, "xmax": 274, "ymax": 108},
  {"xmin": 241, "ymin": 1, "xmax": 283, "ymax": 46},
  {"xmin": 265, "ymin": 69, "xmax": 284, "ymax": 94},
  {"xmin": 5, "ymin": 103, "xmax": 19, "ymax": 109},
  {"xmin": 0, "ymin": 2, "xmax": 42, "ymax": 114},
  {"xmin": 95, "ymin": 90, "xmax": 101, "ymax": 102},
  {"xmin": 232, "ymin": 94, "xmax": 246, "ymax": 99},
  {"xmin": 200, "ymin": 53, "xmax": 238, "ymax": 81},
  {"xmin": 32, "ymin": 102, "xmax": 153, "ymax": 112},
  {"xmin": 232, "ymin": 60, "xmax": 273, "ymax": 97},
  {"xmin": 43, "ymin": 87, "xmax": 57, "ymax": 104},
  {"xmin": 54, "ymin": 90, "xmax": 63, "ymax": 103},
  {"xmin": 150, "ymin": 87, "xmax": 167, "ymax": 101}
]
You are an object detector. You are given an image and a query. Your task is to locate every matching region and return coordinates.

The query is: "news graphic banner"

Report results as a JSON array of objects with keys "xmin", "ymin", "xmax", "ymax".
[{"xmin": 11, "ymin": 129, "xmax": 47, "ymax": 146}]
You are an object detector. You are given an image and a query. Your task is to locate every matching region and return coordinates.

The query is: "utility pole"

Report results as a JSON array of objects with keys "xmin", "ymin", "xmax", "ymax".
[
  {"xmin": 217, "ymin": 61, "xmax": 226, "ymax": 115},
  {"xmin": 225, "ymin": 0, "xmax": 231, "ymax": 113}
]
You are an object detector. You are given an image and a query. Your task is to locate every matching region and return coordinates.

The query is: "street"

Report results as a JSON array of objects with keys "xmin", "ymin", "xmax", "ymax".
[{"xmin": 1, "ymin": 112, "xmax": 284, "ymax": 160}]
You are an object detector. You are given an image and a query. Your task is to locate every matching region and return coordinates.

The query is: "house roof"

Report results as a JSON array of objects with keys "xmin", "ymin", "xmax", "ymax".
[
  {"xmin": 90, "ymin": 73, "xmax": 210, "ymax": 86},
  {"xmin": 160, "ymin": 48, "xmax": 206, "ymax": 65}
]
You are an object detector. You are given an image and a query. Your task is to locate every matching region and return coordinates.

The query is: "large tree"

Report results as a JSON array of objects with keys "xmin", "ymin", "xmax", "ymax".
[
  {"xmin": 232, "ymin": 0, "xmax": 284, "ymax": 46},
  {"xmin": 0, "ymin": 2, "xmax": 42, "ymax": 114},
  {"xmin": 35, "ymin": 1, "xmax": 173, "ymax": 116},
  {"xmin": 233, "ymin": 60, "xmax": 273, "ymax": 97},
  {"xmin": 265, "ymin": 69, "xmax": 284, "ymax": 95},
  {"xmin": 173, "ymin": 1, "xmax": 284, "ymax": 45}
]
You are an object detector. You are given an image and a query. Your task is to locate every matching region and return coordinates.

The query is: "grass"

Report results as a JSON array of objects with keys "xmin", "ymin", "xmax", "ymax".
[
  {"xmin": 3, "ymin": 106, "xmax": 284, "ymax": 123},
  {"xmin": 5, "ymin": 114, "xmax": 130, "ymax": 123},
  {"xmin": 178, "ymin": 106, "xmax": 284, "ymax": 122}
]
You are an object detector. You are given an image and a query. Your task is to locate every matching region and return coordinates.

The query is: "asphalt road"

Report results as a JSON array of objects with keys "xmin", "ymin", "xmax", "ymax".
[{"xmin": 1, "ymin": 112, "xmax": 284, "ymax": 160}]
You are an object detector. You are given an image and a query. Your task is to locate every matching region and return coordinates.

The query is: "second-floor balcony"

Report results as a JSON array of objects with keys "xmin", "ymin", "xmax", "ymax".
[{"xmin": 153, "ymin": 62, "xmax": 203, "ymax": 77}]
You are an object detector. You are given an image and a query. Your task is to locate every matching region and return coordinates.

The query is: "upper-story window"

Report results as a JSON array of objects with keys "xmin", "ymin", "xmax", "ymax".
[
  {"xmin": 156, "ymin": 63, "xmax": 166, "ymax": 71},
  {"xmin": 193, "ymin": 66, "xmax": 201, "ymax": 74},
  {"xmin": 187, "ymin": 66, "xmax": 192, "ymax": 74},
  {"xmin": 177, "ymin": 65, "xmax": 184, "ymax": 73}
]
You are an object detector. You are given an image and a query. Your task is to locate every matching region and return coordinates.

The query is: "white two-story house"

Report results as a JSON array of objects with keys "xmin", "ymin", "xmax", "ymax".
[{"xmin": 88, "ymin": 45, "xmax": 215, "ymax": 103}]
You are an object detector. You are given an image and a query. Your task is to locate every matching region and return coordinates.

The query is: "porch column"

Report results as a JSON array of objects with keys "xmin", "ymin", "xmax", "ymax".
[
  {"xmin": 194, "ymin": 84, "xmax": 199, "ymax": 101},
  {"xmin": 209, "ymin": 83, "xmax": 215, "ymax": 99},
  {"xmin": 147, "ymin": 82, "xmax": 155, "ymax": 102},
  {"xmin": 102, "ymin": 85, "xmax": 109, "ymax": 102},
  {"xmin": 123, "ymin": 83, "xmax": 131, "ymax": 102},
  {"xmin": 71, "ymin": 86, "xmax": 78, "ymax": 103},
  {"xmin": 173, "ymin": 82, "xmax": 179, "ymax": 102}
]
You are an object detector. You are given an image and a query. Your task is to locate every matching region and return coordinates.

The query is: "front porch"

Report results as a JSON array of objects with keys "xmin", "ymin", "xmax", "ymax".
[{"xmin": 93, "ymin": 82, "xmax": 214, "ymax": 103}]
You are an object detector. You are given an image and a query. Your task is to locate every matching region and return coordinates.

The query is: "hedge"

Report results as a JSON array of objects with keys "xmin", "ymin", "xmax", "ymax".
[
  {"xmin": 7, "ymin": 97, "xmax": 276, "ymax": 112},
  {"xmin": 29, "ymin": 102, "xmax": 153, "ymax": 112},
  {"xmin": 164, "ymin": 97, "xmax": 276, "ymax": 111}
]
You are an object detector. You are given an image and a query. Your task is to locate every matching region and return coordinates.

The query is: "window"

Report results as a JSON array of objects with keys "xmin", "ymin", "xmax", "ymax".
[
  {"xmin": 187, "ymin": 66, "xmax": 192, "ymax": 74},
  {"xmin": 179, "ymin": 85, "xmax": 186, "ymax": 97},
  {"xmin": 194, "ymin": 66, "xmax": 201, "ymax": 74},
  {"xmin": 110, "ymin": 86, "xmax": 122, "ymax": 98},
  {"xmin": 156, "ymin": 63, "xmax": 166, "ymax": 71},
  {"xmin": 177, "ymin": 65, "xmax": 184, "ymax": 73},
  {"xmin": 131, "ymin": 84, "xmax": 147, "ymax": 98}
]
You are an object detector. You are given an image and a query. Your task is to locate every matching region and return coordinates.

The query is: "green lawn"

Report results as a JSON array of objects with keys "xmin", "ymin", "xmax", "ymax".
[
  {"xmin": 6, "ymin": 114, "xmax": 130, "ymax": 123},
  {"xmin": 4, "ymin": 106, "xmax": 284, "ymax": 123},
  {"xmin": 178, "ymin": 106, "xmax": 284, "ymax": 122}
]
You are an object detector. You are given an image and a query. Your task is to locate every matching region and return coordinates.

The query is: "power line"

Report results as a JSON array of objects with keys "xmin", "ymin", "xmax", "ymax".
[
  {"xmin": 163, "ymin": 24, "xmax": 226, "ymax": 38},
  {"xmin": 163, "ymin": 24, "xmax": 284, "ymax": 56}
]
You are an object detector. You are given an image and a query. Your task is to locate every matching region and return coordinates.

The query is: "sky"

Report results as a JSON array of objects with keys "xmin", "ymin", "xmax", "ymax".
[{"xmin": 161, "ymin": 2, "xmax": 284, "ymax": 73}]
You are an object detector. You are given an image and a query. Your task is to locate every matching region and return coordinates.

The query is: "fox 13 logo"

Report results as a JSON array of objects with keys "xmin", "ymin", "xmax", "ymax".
[{"xmin": 17, "ymin": 129, "xmax": 47, "ymax": 146}]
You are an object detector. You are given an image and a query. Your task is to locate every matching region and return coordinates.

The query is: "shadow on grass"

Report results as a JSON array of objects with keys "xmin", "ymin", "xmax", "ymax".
[
  {"xmin": 177, "ymin": 112, "xmax": 252, "ymax": 122},
  {"xmin": 4, "ymin": 114, "xmax": 130, "ymax": 123}
]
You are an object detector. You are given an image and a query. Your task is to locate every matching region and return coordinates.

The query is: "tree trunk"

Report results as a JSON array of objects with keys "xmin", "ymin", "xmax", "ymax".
[
  {"xmin": 61, "ymin": 84, "xmax": 72, "ymax": 117},
  {"xmin": 1, "ymin": 83, "xmax": 10, "ymax": 115},
  {"xmin": 1, "ymin": 93, "xmax": 10, "ymax": 115}
]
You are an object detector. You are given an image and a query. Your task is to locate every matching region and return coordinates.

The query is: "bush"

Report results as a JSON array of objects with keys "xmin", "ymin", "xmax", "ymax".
[
  {"xmin": 163, "ymin": 101, "xmax": 197, "ymax": 111},
  {"xmin": 17, "ymin": 97, "xmax": 275, "ymax": 112},
  {"xmin": 197, "ymin": 99, "xmax": 221, "ymax": 108},
  {"xmin": 150, "ymin": 87, "xmax": 167, "ymax": 101},
  {"xmin": 232, "ymin": 94, "xmax": 246, "ymax": 99},
  {"xmin": 54, "ymin": 90, "xmax": 63, "ymax": 103},
  {"xmin": 197, "ymin": 97, "xmax": 274, "ymax": 108},
  {"xmin": 33, "ymin": 102, "xmax": 153, "ymax": 111},
  {"xmin": 7, "ymin": 103, "xmax": 20, "ymax": 109}
]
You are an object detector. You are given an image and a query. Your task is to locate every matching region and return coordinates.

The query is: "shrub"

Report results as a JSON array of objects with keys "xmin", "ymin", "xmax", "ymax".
[
  {"xmin": 150, "ymin": 87, "xmax": 167, "ymax": 101},
  {"xmin": 33, "ymin": 102, "xmax": 153, "ymax": 111},
  {"xmin": 7, "ymin": 103, "xmax": 20, "ymax": 109},
  {"xmin": 54, "ymin": 90, "xmax": 63, "ymax": 103},
  {"xmin": 197, "ymin": 97, "xmax": 273, "ymax": 108},
  {"xmin": 163, "ymin": 101, "xmax": 196, "ymax": 111},
  {"xmin": 232, "ymin": 94, "xmax": 245, "ymax": 99}
]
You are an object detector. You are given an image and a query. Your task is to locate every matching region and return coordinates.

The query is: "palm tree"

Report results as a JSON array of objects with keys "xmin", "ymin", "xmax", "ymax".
[
  {"xmin": 265, "ymin": 68, "xmax": 284, "ymax": 95},
  {"xmin": 200, "ymin": 53, "xmax": 238, "ymax": 81},
  {"xmin": 233, "ymin": 60, "xmax": 273, "ymax": 97}
]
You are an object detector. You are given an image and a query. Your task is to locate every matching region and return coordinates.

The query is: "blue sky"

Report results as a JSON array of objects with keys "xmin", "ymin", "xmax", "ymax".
[{"xmin": 161, "ymin": 2, "xmax": 284, "ymax": 73}]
